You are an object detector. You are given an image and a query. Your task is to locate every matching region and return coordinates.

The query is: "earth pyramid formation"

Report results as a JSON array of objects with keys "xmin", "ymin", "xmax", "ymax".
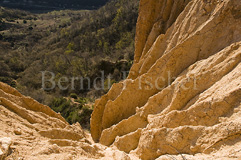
[{"xmin": 91, "ymin": 0, "xmax": 241, "ymax": 159}]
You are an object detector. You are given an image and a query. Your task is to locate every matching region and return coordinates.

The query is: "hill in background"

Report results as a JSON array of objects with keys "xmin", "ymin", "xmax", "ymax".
[{"xmin": 0, "ymin": 0, "xmax": 109, "ymax": 13}]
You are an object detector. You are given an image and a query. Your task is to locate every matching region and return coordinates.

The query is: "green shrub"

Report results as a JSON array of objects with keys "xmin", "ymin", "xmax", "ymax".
[
  {"xmin": 74, "ymin": 97, "xmax": 88, "ymax": 105},
  {"xmin": 8, "ymin": 57, "xmax": 25, "ymax": 72},
  {"xmin": 49, "ymin": 97, "xmax": 92, "ymax": 129},
  {"xmin": 50, "ymin": 97, "xmax": 70, "ymax": 112},
  {"xmin": 70, "ymin": 93, "xmax": 78, "ymax": 99},
  {"xmin": 77, "ymin": 105, "xmax": 93, "ymax": 129},
  {"xmin": 0, "ymin": 77, "xmax": 16, "ymax": 88}
]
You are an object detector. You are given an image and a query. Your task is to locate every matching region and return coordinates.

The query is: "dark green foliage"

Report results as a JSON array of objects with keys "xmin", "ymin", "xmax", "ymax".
[
  {"xmin": 7, "ymin": 57, "xmax": 26, "ymax": 72},
  {"xmin": 50, "ymin": 97, "xmax": 69, "ymax": 113},
  {"xmin": 76, "ymin": 105, "xmax": 93, "ymax": 128},
  {"xmin": 70, "ymin": 93, "xmax": 78, "ymax": 99},
  {"xmin": 0, "ymin": 19, "xmax": 6, "ymax": 31},
  {"xmin": 0, "ymin": 77, "xmax": 16, "ymax": 88},
  {"xmin": 50, "ymin": 97, "xmax": 93, "ymax": 129},
  {"xmin": 74, "ymin": 97, "xmax": 88, "ymax": 106}
]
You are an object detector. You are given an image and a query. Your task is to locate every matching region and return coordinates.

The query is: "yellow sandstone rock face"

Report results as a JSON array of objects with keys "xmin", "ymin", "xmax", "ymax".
[
  {"xmin": 91, "ymin": 0, "xmax": 241, "ymax": 159},
  {"xmin": 0, "ymin": 82, "xmax": 133, "ymax": 159}
]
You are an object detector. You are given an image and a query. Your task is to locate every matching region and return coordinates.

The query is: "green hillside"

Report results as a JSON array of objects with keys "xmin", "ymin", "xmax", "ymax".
[{"xmin": 0, "ymin": 0, "xmax": 139, "ymax": 128}]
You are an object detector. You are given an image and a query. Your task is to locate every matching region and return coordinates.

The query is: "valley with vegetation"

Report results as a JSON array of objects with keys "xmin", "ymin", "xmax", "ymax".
[{"xmin": 0, "ymin": 0, "xmax": 139, "ymax": 128}]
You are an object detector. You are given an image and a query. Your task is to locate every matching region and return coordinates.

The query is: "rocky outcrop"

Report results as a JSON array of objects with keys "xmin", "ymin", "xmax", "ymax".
[
  {"xmin": 133, "ymin": 0, "xmax": 191, "ymax": 64},
  {"xmin": 91, "ymin": 0, "xmax": 241, "ymax": 159},
  {"xmin": 0, "ymin": 137, "xmax": 12, "ymax": 159},
  {"xmin": 0, "ymin": 82, "xmax": 133, "ymax": 159}
]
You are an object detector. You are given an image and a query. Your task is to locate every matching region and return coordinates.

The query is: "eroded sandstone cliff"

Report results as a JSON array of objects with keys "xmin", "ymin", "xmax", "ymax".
[
  {"xmin": 0, "ymin": 82, "xmax": 134, "ymax": 159},
  {"xmin": 91, "ymin": 0, "xmax": 241, "ymax": 159}
]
